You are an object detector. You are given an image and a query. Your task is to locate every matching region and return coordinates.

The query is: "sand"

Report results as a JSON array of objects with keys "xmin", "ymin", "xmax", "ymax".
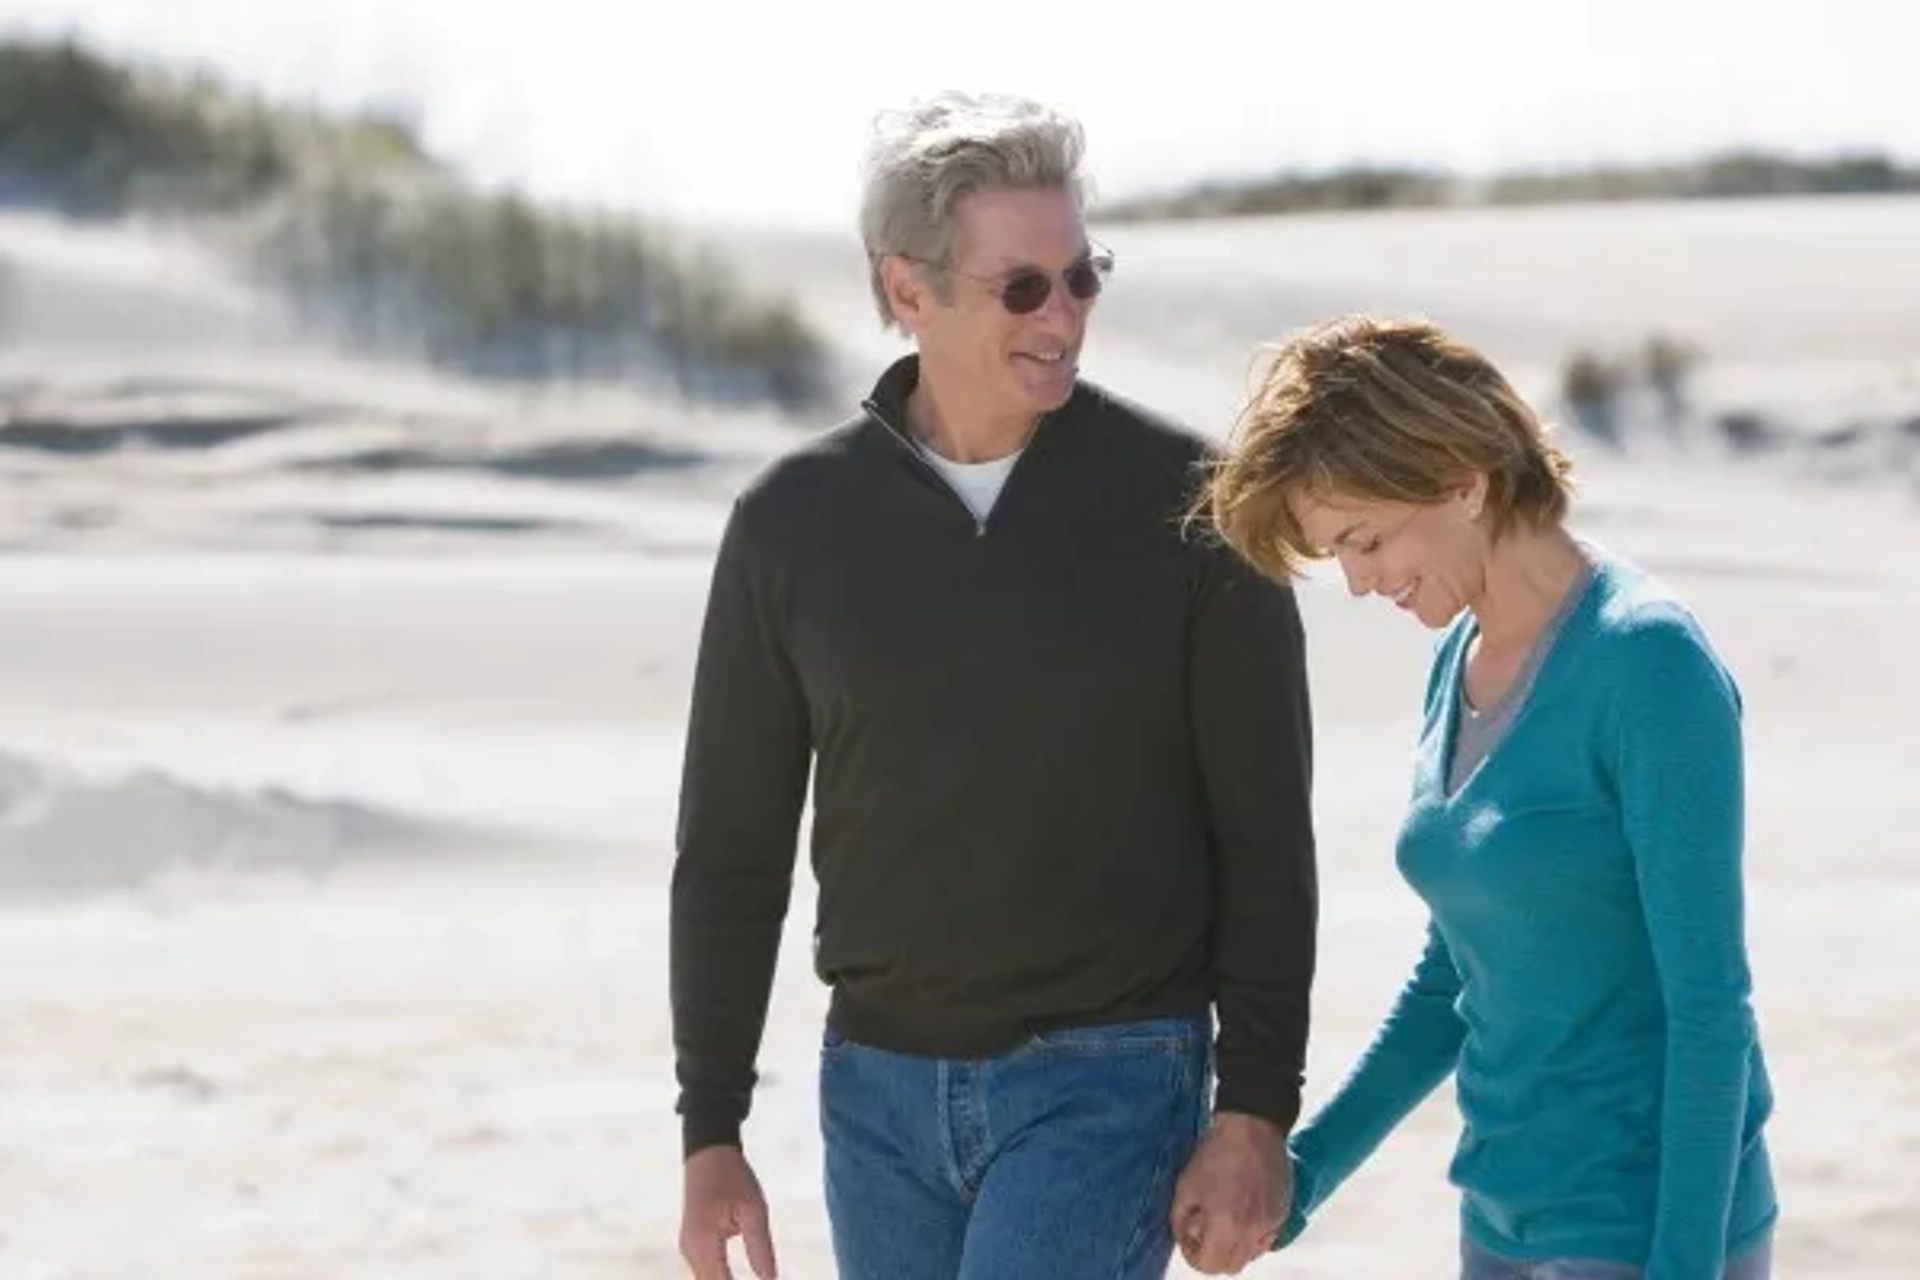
[{"xmin": 1, "ymin": 197, "xmax": 1916, "ymax": 1277}]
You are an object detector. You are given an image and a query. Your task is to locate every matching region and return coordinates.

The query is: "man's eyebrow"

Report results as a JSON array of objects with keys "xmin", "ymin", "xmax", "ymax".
[{"xmin": 990, "ymin": 245, "xmax": 1093, "ymax": 273}]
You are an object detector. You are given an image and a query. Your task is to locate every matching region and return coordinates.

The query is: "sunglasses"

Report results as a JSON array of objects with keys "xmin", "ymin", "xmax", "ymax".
[{"xmin": 908, "ymin": 245, "xmax": 1116, "ymax": 316}]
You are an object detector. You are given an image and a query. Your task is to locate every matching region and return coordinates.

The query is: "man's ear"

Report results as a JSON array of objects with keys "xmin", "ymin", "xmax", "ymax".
[{"xmin": 880, "ymin": 254, "xmax": 935, "ymax": 335}]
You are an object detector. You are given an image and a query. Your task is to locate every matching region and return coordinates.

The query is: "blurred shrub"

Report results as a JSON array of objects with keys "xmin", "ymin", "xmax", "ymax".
[
  {"xmin": 1098, "ymin": 151, "xmax": 1920, "ymax": 223},
  {"xmin": 1642, "ymin": 331, "xmax": 1703, "ymax": 426},
  {"xmin": 1560, "ymin": 348, "xmax": 1630, "ymax": 444},
  {"xmin": 247, "ymin": 176, "xmax": 828, "ymax": 408},
  {"xmin": 0, "ymin": 36, "xmax": 831, "ymax": 412},
  {"xmin": 1101, "ymin": 166, "xmax": 1452, "ymax": 221},
  {"xmin": 0, "ymin": 38, "xmax": 307, "ymax": 211},
  {"xmin": 1558, "ymin": 334, "xmax": 1710, "ymax": 444}
]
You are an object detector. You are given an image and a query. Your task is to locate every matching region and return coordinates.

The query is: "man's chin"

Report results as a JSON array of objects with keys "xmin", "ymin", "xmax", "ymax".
[{"xmin": 1016, "ymin": 365, "xmax": 1078, "ymax": 412}]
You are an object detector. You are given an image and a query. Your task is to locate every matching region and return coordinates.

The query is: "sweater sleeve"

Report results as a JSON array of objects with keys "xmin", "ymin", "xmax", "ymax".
[
  {"xmin": 669, "ymin": 499, "xmax": 813, "ymax": 1157},
  {"xmin": 1187, "ymin": 540, "xmax": 1319, "ymax": 1133},
  {"xmin": 1275, "ymin": 918, "xmax": 1467, "ymax": 1246},
  {"xmin": 1613, "ymin": 614, "xmax": 1757, "ymax": 1280}
]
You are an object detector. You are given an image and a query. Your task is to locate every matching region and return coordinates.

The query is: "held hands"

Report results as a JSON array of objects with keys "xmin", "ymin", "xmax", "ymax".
[
  {"xmin": 1170, "ymin": 1113, "xmax": 1295, "ymax": 1275},
  {"xmin": 680, "ymin": 1145, "xmax": 779, "ymax": 1280}
]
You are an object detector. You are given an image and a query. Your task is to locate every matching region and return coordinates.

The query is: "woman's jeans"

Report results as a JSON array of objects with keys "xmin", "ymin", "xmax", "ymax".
[{"xmin": 1460, "ymin": 1233, "xmax": 1774, "ymax": 1279}]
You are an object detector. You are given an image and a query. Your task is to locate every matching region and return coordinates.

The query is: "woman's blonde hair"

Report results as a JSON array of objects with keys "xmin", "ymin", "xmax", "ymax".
[{"xmin": 1200, "ymin": 314, "xmax": 1575, "ymax": 581}]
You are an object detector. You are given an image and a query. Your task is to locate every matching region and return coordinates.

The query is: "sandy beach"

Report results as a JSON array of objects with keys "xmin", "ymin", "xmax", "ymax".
[{"xmin": 2, "ymin": 197, "xmax": 1917, "ymax": 1277}]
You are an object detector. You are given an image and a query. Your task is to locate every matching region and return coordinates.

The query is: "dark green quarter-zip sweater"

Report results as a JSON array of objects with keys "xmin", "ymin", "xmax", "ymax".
[{"xmin": 670, "ymin": 356, "xmax": 1318, "ymax": 1156}]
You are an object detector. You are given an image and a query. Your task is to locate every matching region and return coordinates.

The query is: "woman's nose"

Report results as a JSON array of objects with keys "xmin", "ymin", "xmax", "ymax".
[{"xmin": 1338, "ymin": 554, "xmax": 1370, "ymax": 598}]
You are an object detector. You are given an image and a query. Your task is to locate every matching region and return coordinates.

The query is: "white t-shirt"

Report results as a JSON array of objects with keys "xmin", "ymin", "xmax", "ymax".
[{"xmin": 915, "ymin": 441, "xmax": 1023, "ymax": 522}]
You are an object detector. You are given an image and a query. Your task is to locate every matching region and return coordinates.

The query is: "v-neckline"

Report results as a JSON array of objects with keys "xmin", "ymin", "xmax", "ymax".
[{"xmin": 1433, "ymin": 561, "xmax": 1600, "ymax": 803}]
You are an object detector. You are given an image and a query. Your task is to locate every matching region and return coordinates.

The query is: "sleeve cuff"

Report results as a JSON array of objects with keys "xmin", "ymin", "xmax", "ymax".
[
  {"xmin": 681, "ymin": 1107, "xmax": 745, "ymax": 1159},
  {"xmin": 1213, "ymin": 1069, "xmax": 1303, "ymax": 1136},
  {"xmin": 1271, "ymin": 1140, "xmax": 1320, "ymax": 1250}
]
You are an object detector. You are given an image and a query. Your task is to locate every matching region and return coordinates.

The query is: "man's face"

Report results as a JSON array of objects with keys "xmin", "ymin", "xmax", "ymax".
[{"xmin": 894, "ymin": 186, "xmax": 1107, "ymax": 423}]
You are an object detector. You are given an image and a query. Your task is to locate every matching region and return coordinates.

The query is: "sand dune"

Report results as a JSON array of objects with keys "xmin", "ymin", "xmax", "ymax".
[
  {"xmin": 0, "ymin": 208, "xmax": 803, "ymax": 557},
  {"xmin": 7, "ymin": 199, "xmax": 1918, "ymax": 554},
  {"xmin": 0, "ymin": 744, "xmax": 492, "ymax": 898}
]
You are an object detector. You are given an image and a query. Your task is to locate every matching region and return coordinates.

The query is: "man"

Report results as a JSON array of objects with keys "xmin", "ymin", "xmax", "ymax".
[{"xmin": 671, "ymin": 90, "xmax": 1317, "ymax": 1280}]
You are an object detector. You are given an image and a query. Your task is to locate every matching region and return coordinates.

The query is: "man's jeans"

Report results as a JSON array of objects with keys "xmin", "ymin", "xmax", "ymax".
[
  {"xmin": 819, "ymin": 1014, "xmax": 1211, "ymax": 1280},
  {"xmin": 1460, "ymin": 1234, "xmax": 1774, "ymax": 1279}
]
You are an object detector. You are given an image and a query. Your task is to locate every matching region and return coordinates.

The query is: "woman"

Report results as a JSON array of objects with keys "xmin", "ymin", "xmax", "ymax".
[{"xmin": 1199, "ymin": 315, "xmax": 1778, "ymax": 1279}]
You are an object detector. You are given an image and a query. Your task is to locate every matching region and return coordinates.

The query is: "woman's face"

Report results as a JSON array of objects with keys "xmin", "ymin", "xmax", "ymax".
[{"xmin": 1287, "ymin": 479, "xmax": 1490, "ymax": 630}]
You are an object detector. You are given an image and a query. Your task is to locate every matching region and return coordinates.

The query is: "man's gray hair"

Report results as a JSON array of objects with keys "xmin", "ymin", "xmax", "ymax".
[{"xmin": 858, "ymin": 90, "xmax": 1088, "ymax": 332}]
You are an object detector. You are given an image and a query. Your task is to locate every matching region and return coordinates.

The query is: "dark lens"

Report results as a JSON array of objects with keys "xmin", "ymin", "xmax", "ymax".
[
  {"xmin": 999, "ymin": 269, "xmax": 1052, "ymax": 315},
  {"xmin": 1065, "ymin": 254, "xmax": 1111, "ymax": 301}
]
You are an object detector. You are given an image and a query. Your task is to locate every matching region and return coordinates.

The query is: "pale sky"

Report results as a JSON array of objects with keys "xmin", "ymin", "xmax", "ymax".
[{"xmin": 2, "ymin": 0, "xmax": 1913, "ymax": 231}]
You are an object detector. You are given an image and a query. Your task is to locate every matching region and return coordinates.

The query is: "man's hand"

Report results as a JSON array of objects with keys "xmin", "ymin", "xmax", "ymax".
[
  {"xmin": 680, "ymin": 1145, "xmax": 778, "ymax": 1280},
  {"xmin": 1170, "ymin": 1113, "xmax": 1294, "ymax": 1275}
]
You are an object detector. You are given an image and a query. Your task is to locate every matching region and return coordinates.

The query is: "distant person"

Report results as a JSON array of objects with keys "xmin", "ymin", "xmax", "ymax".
[
  {"xmin": 669, "ymin": 90, "xmax": 1318, "ymax": 1280},
  {"xmin": 1195, "ymin": 314, "xmax": 1778, "ymax": 1279}
]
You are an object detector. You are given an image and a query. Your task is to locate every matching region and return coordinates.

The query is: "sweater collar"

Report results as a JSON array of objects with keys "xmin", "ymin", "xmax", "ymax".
[{"xmin": 860, "ymin": 352, "xmax": 1083, "ymax": 449}]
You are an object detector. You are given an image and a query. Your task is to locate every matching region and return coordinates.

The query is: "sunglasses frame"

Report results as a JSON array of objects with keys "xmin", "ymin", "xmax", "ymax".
[{"xmin": 893, "ymin": 242, "xmax": 1116, "ymax": 316}]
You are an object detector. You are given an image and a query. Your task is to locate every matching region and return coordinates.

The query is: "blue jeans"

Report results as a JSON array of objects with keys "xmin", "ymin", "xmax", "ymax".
[
  {"xmin": 1460, "ymin": 1234, "xmax": 1774, "ymax": 1279},
  {"xmin": 819, "ymin": 1013, "xmax": 1211, "ymax": 1280}
]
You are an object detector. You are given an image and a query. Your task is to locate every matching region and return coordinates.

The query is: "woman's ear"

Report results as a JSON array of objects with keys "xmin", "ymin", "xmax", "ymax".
[{"xmin": 1460, "ymin": 473, "xmax": 1489, "ymax": 521}]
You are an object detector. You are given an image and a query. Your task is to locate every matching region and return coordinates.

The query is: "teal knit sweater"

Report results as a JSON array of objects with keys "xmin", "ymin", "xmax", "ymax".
[{"xmin": 1282, "ymin": 551, "xmax": 1777, "ymax": 1277}]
